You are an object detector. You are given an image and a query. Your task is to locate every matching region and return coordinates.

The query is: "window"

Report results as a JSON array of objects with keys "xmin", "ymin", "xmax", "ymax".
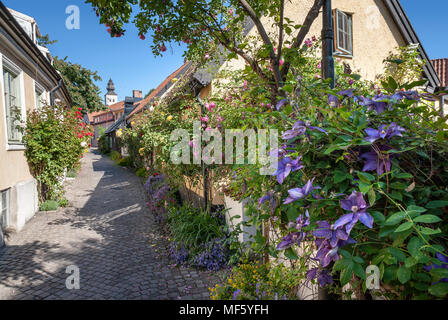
[
  {"xmin": 334, "ymin": 9, "xmax": 353, "ymax": 56},
  {"xmin": 0, "ymin": 189, "xmax": 9, "ymax": 231},
  {"xmin": 35, "ymin": 82, "xmax": 46, "ymax": 109},
  {"xmin": 2, "ymin": 58, "xmax": 23, "ymax": 144}
]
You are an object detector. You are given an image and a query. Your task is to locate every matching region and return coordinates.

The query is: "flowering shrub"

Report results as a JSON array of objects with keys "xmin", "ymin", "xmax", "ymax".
[
  {"xmin": 225, "ymin": 47, "xmax": 448, "ymax": 299},
  {"xmin": 210, "ymin": 262, "xmax": 306, "ymax": 300},
  {"xmin": 23, "ymin": 105, "xmax": 92, "ymax": 201}
]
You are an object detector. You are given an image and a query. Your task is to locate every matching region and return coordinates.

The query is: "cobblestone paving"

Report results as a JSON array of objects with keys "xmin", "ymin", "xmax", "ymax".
[{"xmin": 0, "ymin": 150, "xmax": 223, "ymax": 300}]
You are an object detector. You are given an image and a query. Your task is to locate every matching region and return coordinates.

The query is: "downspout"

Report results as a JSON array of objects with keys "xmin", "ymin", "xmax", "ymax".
[{"xmin": 50, "ymin": 79, "xmax": 63, "ymax": 106}]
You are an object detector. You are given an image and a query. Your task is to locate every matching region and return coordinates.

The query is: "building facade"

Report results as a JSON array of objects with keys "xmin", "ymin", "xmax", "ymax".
[{"xmin": 0, "ymin": 3, "xmax": 71, "ymax": 244}]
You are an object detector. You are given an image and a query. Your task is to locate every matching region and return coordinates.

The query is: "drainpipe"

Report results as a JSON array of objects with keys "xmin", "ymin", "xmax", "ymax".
[
  {"xmin": 50, "ymin": 79, "xmax": 63, "ymax": 106},
  {"xmin": 322, "ymin": 0, "xmax": 335, "ymax": 89},
  {"xmin": 196, "ymin": 95, "xmax": 209, "ymax": 212}
]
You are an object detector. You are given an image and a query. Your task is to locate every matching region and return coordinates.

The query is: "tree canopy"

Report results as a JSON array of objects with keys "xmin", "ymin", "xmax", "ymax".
[
  {"xmin": 53, "ymin": 57, "xmax": 105, "ymax": 112},
  {"xmin": 86, "ymin": 0, "xmax": 324, "ymax": 99}
]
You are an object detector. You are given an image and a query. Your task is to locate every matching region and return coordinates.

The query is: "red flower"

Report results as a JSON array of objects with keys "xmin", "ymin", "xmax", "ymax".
[
  {"xmin": 78, "ymin": 107, "xmax": 82, "ymax": 111},
  {"xmin": 153, "ymin": 173, "xmax": 159, "ymax": 176}
]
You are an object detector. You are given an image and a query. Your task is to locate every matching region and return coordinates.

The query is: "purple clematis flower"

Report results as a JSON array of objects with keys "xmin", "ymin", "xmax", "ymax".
[
  {"xmin": 360, "ymin": 145, "xmax": 395, "ymax": 176},
  {"xmin": 338, "ymin": 89, "xmax": 355, "ymax": 98},
  {"xmin": 276, "ymin": 99, "xmax": 288, "ymax": 111},
  {"xmin": 424, "ymin": 252, "xmax": 448, "ymax": 283},
  {"xmin": 269, "ymin": 143, "xmax": 295, "ymax": 159},
  {"xmin": 313, "ymin": 220, "xmax": 350, "ymax": 247},
  {"xmin": 258, "ymin": 190, "xmax": 276, "ymax": 215},
  {"xmin": 283, "ymin": 179, "xmax": 321, "ymax": 204},
  {"xmin": 274, "ymin": 156, "xmax": 303, "ymax": 184},
  {"xmin": 307, "ymin": 268, "xmax": 333, "ymax": 287},
  {"xmin": 335, "ymin": 191, "xmax": 374, "ymax": 234},
  {"xmin": 277, "ymin": 212, "xmax": 310, "ymax": 250},
  {"xmin": 391, "ymin": 90, "xmax": 420, "ymax": 101},
  {"xmin": 328, "ymin": 94, "xmax": 339, "ymax": 108},
  {"xmin": 282, "ymin": 120, "xmax": 328, "ymax": 140},
  {"xmin": 364, "ymin": 123, "xmax": 406, "ymax": 143},
  {"xmin": 358, "ymin": 94, "xmax": 392, "ymax": 114}
]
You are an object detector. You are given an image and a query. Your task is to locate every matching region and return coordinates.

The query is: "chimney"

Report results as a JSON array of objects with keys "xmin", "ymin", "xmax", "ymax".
[{"xmin": 133, "ymin": 90, "xmax": 143, "ymax": 99}]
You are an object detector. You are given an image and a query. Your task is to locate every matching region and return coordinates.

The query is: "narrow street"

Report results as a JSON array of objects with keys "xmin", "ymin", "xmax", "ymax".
[{"xmin": 0, "ymin": 150, "xmax": 221, "ymax": 300}]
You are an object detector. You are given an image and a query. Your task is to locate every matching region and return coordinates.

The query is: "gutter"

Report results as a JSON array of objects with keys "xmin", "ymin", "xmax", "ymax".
[{"xmin": 50, "ymin": 79, "xmax": 63, "ymax": 106}]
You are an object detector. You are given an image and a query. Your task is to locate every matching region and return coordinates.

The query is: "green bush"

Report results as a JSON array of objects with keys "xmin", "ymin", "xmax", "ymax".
[
  {"xmin": 58, "ymin": 198, "xmax": 69, "ymax": 207},
  {"xmin": 136, "ymin": 167, "xmax": 149, "ymax": 178},
  {"xmin": 117, "ymin": 157, "xmax": 131, "ymax": 167},
  {"xmin": 167, "ymin": 204, "xmax": 226, "ymax": 252},
  {"xmin": 109, "ymin": 151, "xmax": 121, "ymax": 162},
  {"xmin": 23, "ymin": 105, "xmax": 91, "ymax": 202},
  {"xmin": 39, "ymin": 200, "xmax": 59, "ymax": 212}
]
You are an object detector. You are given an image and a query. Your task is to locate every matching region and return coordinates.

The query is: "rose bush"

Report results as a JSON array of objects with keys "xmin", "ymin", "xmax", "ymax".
[{"xmin": 23, "ymin": 105, "xmax": 92, "ymax": 202}]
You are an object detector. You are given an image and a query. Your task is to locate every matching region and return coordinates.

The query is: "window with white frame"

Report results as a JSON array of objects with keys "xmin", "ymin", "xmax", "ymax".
[
  {"xmin": 35, "ymin": 82, "xmax": 46, "ymax": 109},
  {"xmin": 2, "ymin": 58, "xmax": 23, "ymax": 143},
  {"xmin": 0, "ymin": 189, "xmax": 9, "ymax": 231},
  {"xmin": 335, "ymin": 9, "xmax": 353, "ymax": 56}
]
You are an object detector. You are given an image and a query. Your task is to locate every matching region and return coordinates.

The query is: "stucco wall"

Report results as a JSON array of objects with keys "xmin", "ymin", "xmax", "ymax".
[{"xmin": 0, "ymin": 71, "xmax": 34, "ymax": 191}]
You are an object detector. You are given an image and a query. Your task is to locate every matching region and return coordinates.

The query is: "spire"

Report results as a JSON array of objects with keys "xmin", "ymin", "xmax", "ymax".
[{"xmin": 106, "ymin": 78, "xmax": 117, "ymax": 95}]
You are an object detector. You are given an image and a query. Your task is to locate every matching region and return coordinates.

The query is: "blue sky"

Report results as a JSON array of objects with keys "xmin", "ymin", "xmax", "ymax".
[{"xmin": 3, "ymin": 0, "xmax": 447, "ymax": 102}]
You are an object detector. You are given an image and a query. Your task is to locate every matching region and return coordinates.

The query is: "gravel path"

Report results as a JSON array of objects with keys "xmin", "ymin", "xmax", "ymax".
[{"xmin": 0, "ymin": 150, "xmax": 222, "ymax": 300}]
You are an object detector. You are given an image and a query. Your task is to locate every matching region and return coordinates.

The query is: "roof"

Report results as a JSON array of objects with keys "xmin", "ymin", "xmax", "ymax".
[
  {"xmin": 108, "ymin": 101, "xmax": 125, "ymax": 113},
  {"xmin": 432, "ymin": 59, "xmax": 448, "ymax": 88},
  {"xmin": 87, "ymin": 109, "xmax": 112, "ymax": 123},
  {"xmin": 105, "ymin": 114, "xmax": 125, "ymax": 134},
  {"xmin": 0, "ymin": 3, "xmax": 72, "ymax": 106},
  {"xmin": 383, "ymin": 0, "xmax": 441, "ymax": 90},
  {"xmin": 126, "ymin": 62, "xmax": 191, "ymax": 119}
]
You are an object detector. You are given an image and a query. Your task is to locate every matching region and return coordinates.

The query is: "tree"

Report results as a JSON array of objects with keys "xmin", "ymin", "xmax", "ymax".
[
  {"xmin": 53, "ymin": 57, "xmax": 105, "ymax": 112},
  {"xmin": 37, "ymin": 34, "xmax": 58, "ymax": 47},
  {"xmin": 86, "ymin": 0, "xmax": 324, "ymax": 101},
  {"xmin": 145, "ymin": 88, "xmax": 155, "ymax": 98}
]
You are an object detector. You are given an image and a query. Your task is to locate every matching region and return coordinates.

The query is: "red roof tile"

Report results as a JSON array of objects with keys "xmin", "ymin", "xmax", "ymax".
[
  {"xmin": 127, "ymin": 62, "xmax": 190, "ymax": 119},
  {"xmin": 432, "ymin": 59, "xmax": 448, "ymax": 87}
]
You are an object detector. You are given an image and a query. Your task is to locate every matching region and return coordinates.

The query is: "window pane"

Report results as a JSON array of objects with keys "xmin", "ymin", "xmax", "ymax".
[{"xmin": 3, "ymin": 68, "xmax": 22, "ymax": 142}]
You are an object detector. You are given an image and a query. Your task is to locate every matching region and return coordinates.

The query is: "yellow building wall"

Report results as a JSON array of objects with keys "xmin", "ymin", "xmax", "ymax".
[
  {"xmin": 0, "ymin": 72, "xmax": 35, "ymax": 191},
  {"xmin": 217, "ymin": 0, "xmax": 405, "ymax": 85}
]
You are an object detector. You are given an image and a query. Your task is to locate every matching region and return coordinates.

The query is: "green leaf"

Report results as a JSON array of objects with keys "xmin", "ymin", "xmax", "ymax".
[
  {"xmin": 359, "ymin": 182, "xmax": 372, "ymax": 194},
  {"xmin": 340, "ymin": 267, "xmax": 353, "ymax": 286},
  {"xmin": 394, "ymin": 221, "xmax": 413, "ymax": 233},
  {"xmin": 397, "ymin": 266, "xmax": 411, "ymax": 284},
  {"xmin": 413, "ymin": 215, "xmax": 442, "ymax": 224},
  {"xmin": 430, "ymin": 268, "xmax": 448, "ymax": 280},
  {"xmin": 334, "ymin": 170, "xmax": 348, "ymax": 183},
  {"xmin": 368, "ymin": 189, "xmax": 376, "ymax": 206},
  {"xmin": 284, "ymin": 247, "xmax": 299, "ymax": 260},
  {"xmin": 405, "ymin": 256, "xmax": 418, "ymax": 268},
  {"xmin": 388, "ymin": 247, "xmax": 406, "ymax": 262},
  {"xmin": 388, "ymin": 76, "xmax": 398, "ymax": 90},
  {"xmin": 333, "ymin": 258, "xmax": 353, "ymax": 271},
  {"xmin": 425, "ymin": 200, "xmax": 448, "ymax": 209},
  {"xmin": 420, "ymin": 227, "xmax": 442, "ymax": 235},
  {"xmin": 428, "ymin": 283, "xmax": 448, "ymax": 298},
  {"xmin": 384, "ymin": 212, "xmax": 406, "ymax": 226},
  {"xmin": 357, "ymin": 171, "xmax": 375, "ymax": 182},
  {"xmin": 407, "ymin": 237, "xmax": 423, "ymax": 257},
  {"xmin": 353, "ymin": 263, "xmax": 366, "ymax": 280},
  {"xmin": 339, "ymin": 249, "xmax": 352, "ymax": 259},
  {"xmin": 371, "ymin": 211, "xmax": 385, "ymax": 224}
]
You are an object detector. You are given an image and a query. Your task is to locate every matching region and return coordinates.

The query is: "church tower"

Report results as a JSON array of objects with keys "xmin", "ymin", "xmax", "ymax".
[{"xmin": 105, "ymin": 78, "xmax": 118, "ymax": 106}]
